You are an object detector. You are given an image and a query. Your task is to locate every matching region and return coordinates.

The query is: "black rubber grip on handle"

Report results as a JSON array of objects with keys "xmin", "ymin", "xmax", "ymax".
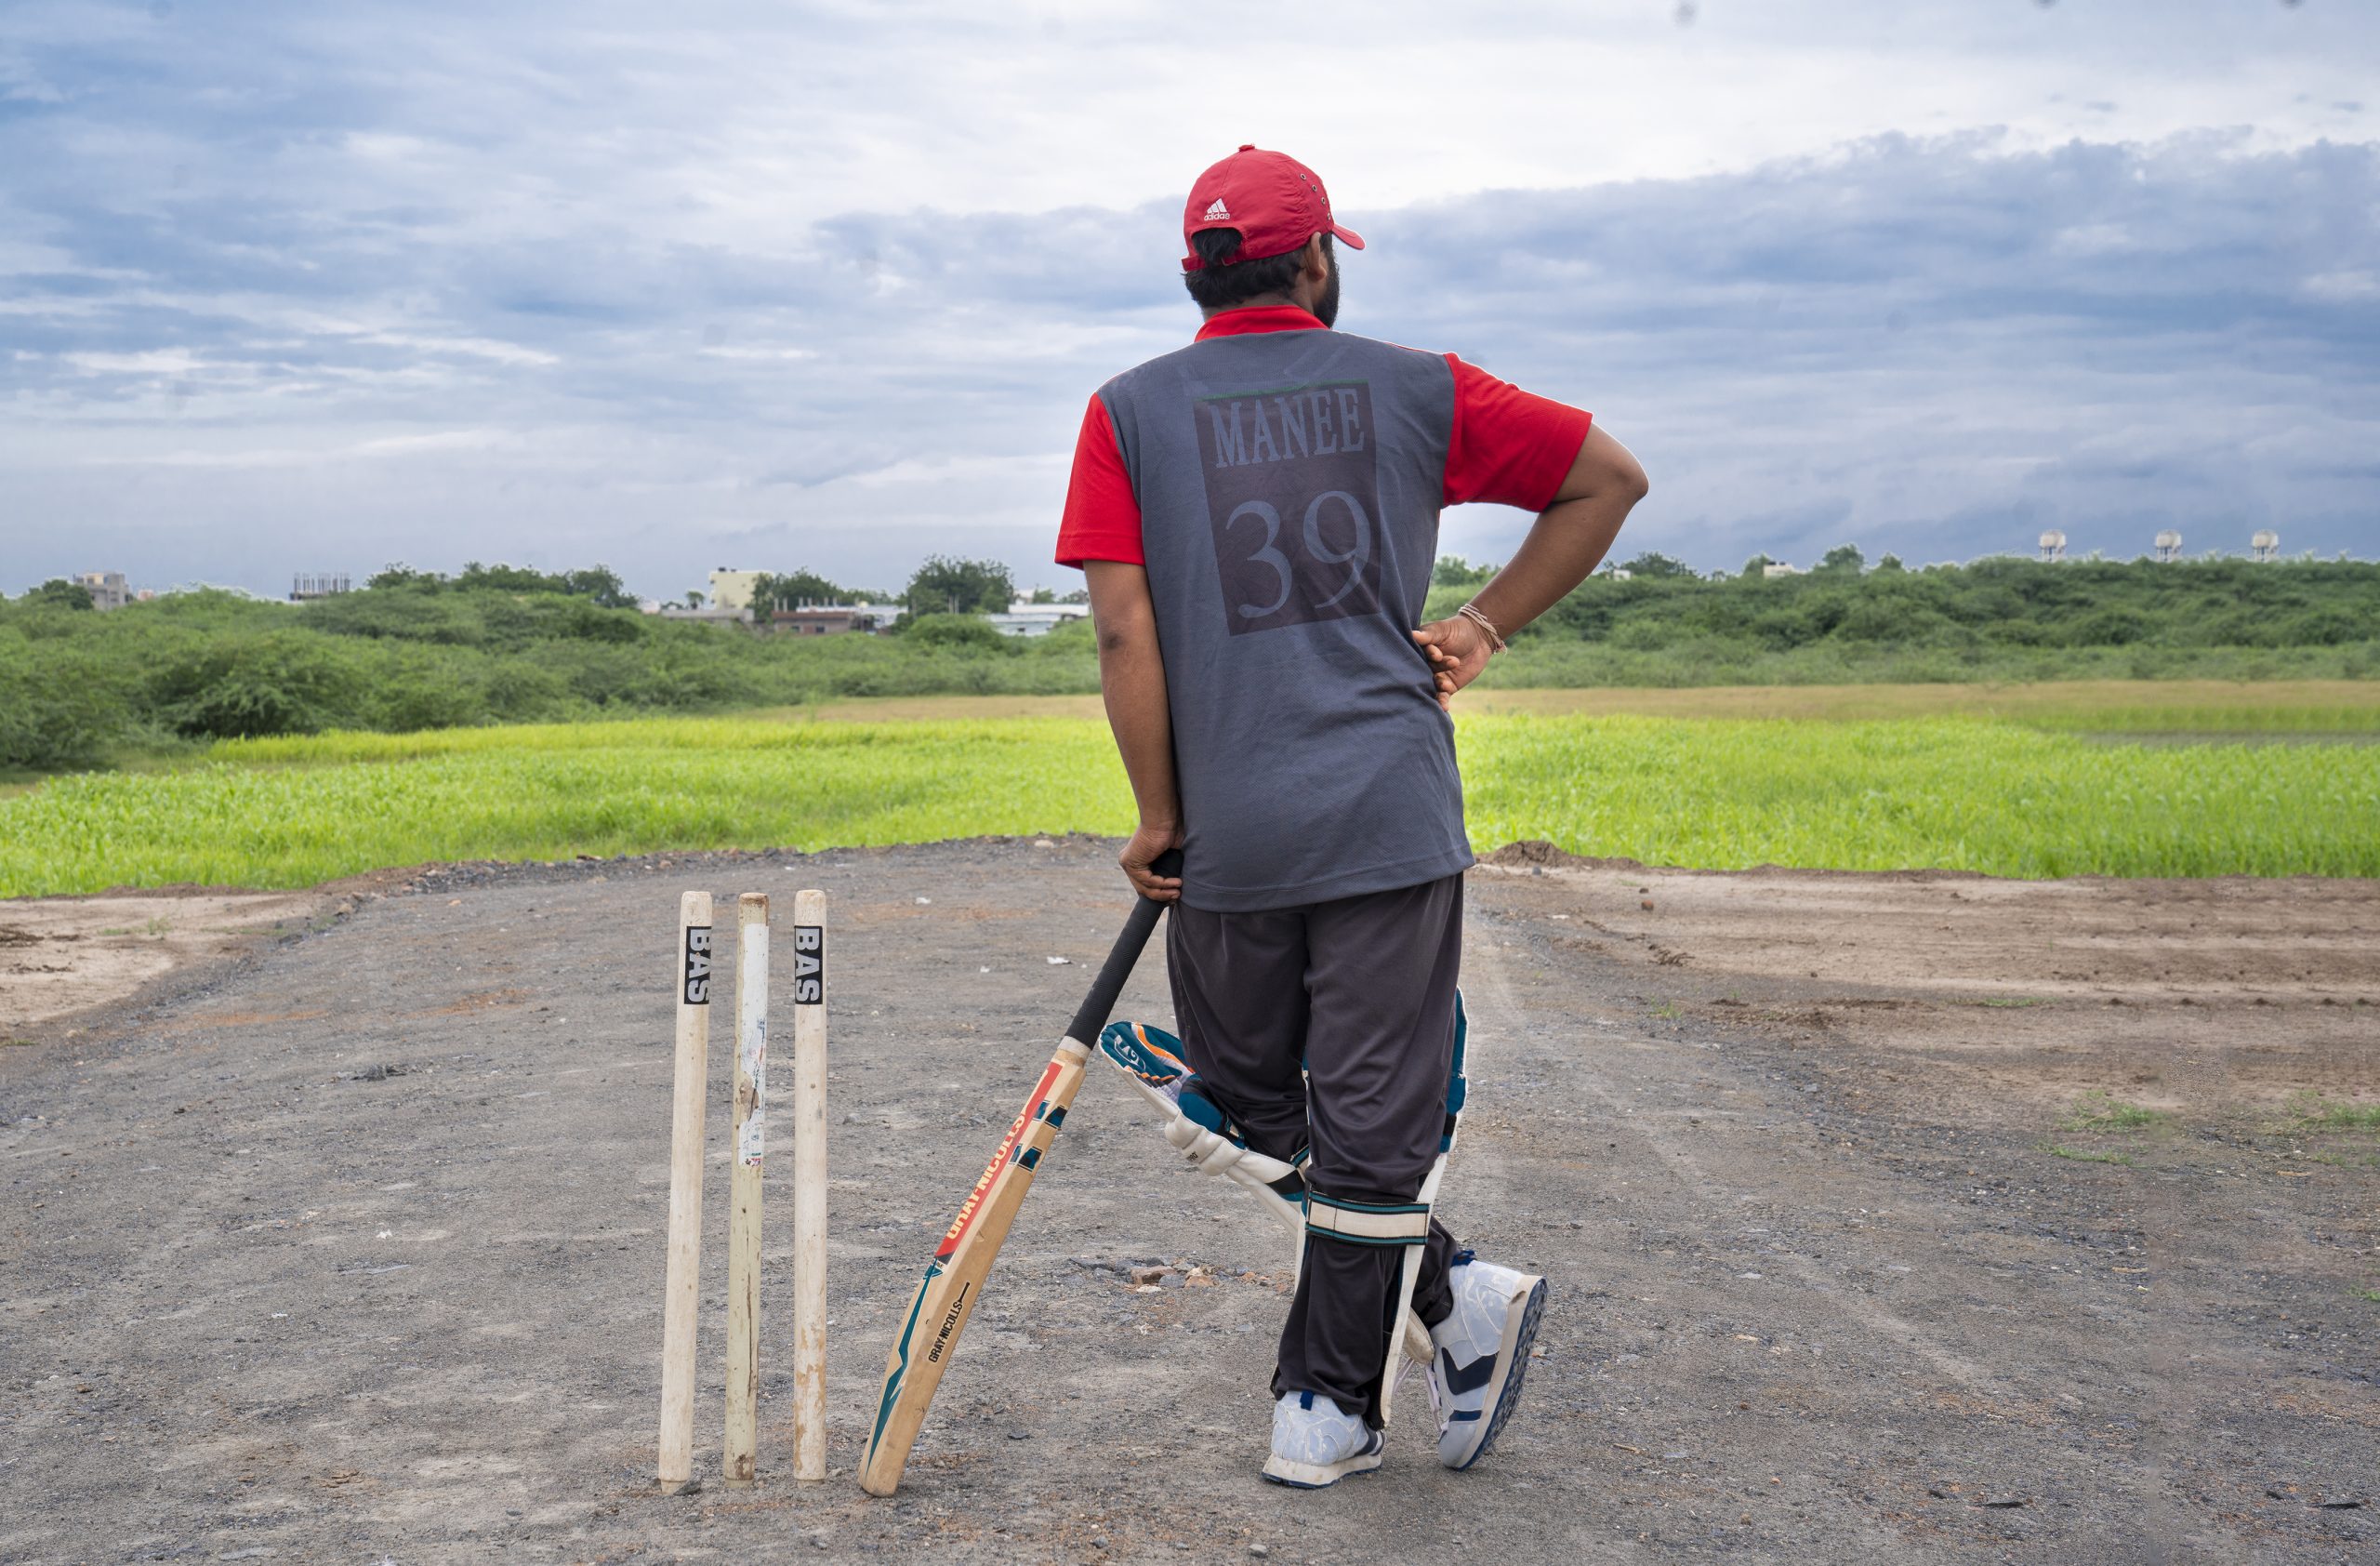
[{"xmin": 1064, "ymin": 850, "xmax": 1181, "ymax": 1046}]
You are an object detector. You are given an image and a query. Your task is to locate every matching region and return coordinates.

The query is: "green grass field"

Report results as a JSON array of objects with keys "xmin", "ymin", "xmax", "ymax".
[
  {"xmin": 726, "ymin": 679, "xmax": 2380, "ymax": 731},
  {"xmin": 3, "ymin": 696, "xmax": 2373, "ymax": 896}
]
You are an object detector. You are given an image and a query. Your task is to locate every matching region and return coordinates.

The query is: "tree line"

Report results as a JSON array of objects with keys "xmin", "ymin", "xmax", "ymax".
[
  {"xmin": 0, "ymin": 562, "xmax": 1098, "ymax": 770},
  {"xmin": 1421, "ymin": 550, "xmax": 2378, "ymax": 689},
  {"xmin": 3, "ymin": 551, "xmax": 2372, "ymax": 772}
]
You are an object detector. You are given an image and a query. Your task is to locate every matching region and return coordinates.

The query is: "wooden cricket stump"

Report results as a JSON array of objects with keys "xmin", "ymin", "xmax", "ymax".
[
  {"xmin": 654, "ymin": 885, "xmax": 827, "ymax": 1493},
  {"xmin": 723, "ymin": 894, "xmax": 768, "ymax": 1485},
  {"xmin": 656, "ymin": 892, "xmax": 713, "ymax": 1494},
  {"xmin": 790, "ymin": 890, "xmax": 829, "ymax": 1482}
]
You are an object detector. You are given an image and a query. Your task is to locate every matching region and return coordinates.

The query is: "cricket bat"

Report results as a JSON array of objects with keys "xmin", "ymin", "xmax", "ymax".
[{"xmin": 857, "ymin": 856, "xmax": 1179, "ymax": 1496}]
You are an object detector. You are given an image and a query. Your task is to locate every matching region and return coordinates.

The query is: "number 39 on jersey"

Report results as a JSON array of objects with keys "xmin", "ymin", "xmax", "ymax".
[{"xmin": 1196, "ymin": 378, "xmax": 1384, "ymax": 636}]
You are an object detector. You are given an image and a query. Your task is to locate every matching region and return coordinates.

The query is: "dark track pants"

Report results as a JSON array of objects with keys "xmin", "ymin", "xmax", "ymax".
[{"xmin": 1165, "ymin": 871, "xmax": 1465, "ymax": 1427}]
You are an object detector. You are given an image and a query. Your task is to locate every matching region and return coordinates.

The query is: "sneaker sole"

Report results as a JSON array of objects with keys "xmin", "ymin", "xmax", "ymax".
[
  {"xmin": 1448, "ymin": 1275, "xmax": 1547, "ymax": 1472},
  {"xmin": 1261, "ymin": 1448, "xmax": 1383, "ymax": 1490}
]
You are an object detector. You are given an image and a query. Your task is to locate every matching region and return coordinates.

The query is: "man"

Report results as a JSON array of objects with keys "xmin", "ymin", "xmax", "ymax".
[{"xmin": 1056, "ymin": 145, "xmax": 1646, "ymax": 1487}]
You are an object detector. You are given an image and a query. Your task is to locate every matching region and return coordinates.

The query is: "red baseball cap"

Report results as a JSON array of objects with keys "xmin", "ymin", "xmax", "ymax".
[{"xmin": 1181, "ymin": 144, "xmax": 1366, "ymax": 272}]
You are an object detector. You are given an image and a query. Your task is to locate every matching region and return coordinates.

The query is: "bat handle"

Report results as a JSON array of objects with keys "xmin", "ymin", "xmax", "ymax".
[{"xmin": 1063, "ymin": 849, "xmax": 1182, "ymax": 1046}]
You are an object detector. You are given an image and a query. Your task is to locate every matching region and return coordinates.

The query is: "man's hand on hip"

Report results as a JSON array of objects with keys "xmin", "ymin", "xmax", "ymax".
[{"xmin": 1411, "ymin": 617, "xmax": 1495, "ymax": 710}]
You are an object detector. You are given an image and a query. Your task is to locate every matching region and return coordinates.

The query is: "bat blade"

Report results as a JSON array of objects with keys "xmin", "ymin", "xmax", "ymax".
[
  {"xmin": 856, "ymin": 1046, "xmax": 1085, "ymax": 1494},
  {"xmin": 856, "ymin": 864, "xmax": 1173, "ymax": 1496}
]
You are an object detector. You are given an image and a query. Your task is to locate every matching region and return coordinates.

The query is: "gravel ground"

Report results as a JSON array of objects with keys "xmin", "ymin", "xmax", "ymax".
[{"xmin": 3, "ymin": 837, "xmax": 2375, "ymax": 1565}]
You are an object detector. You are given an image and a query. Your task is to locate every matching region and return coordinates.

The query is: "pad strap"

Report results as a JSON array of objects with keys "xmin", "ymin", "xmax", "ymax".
[{"xmin": 1303, "ymin": 1191, "xmax": 1432, "ymax": 1247}]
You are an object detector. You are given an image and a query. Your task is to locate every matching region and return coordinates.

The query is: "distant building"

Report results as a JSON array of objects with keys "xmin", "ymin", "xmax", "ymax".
[
  {"xmin": 985, "ymin": 601, "xmax": 1091, "ymax": 637},
  {"xmin": 2252, "ymin": 530, "xmax": 2281, "ymax": 563},
  {"xmin": 290, "ymin": 573, "xmax": 351, "ymax": 601},
  {"xmin": 1607, "ymin": 567, "xmax": 1633, "ymax": 581},
  {"xmin": 2039, "ymin": 530, "xmax": 2068, "ymax": 563},
  {"xmin": 1761, "ymin": 562, "xmax": 1800, "ymax": 579},
  {"xmin": 769, "ymin": 602, "xmax": 886, "ymax": 636},
  {"xmin": 707, "ymin": 567, "xmax": 763, "ymax": 614},
  {"xmin": 74, "ymin": 570, "xmax": 129, "ymax": 610},
  {"xmin": 2153, "ymin": 530, "xmax": 2183, "ymax": 564}
]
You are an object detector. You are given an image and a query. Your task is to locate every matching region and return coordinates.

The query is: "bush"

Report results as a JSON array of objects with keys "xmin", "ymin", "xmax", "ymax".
[
  {"xmin": 902, "ymin": 613, "xmax": 1015, "ymax": 653},
  {"xmin": 301, "ymin": 585, "xmax": 481, "ymax": 644},
  {"xmin": 151, "ymin": 634, "xmax": 366, "ymax": 739},
  {"xmin": 483, "ymin": 659, "xmax": 577, "ymax": 722},
  {"xmin": 23, "ymin": 579, "xmax": 97, "ymax": 611},
  {"xmin": 560, "ymin": 599, "xmax": 646, "ymax": 644},
  {"xmin": 1615, "ymin": 551, "xmax": 1697, "ymax": 579},
  {"xmin": 750, "ymin": 570, "xmax": 866, "ymax": 613},
  {"xmin": 2065, "ymin": 607, "xmax": 2155, "ymax": 646},
  {"xmin": 357, "ymin": 647, "xmax": 496, "ymax": 732},
  {"xmin": 364, "ymin": 561, "xmax": 638, "ymax": 606},
  {"xmin": 1030, "ymin": 616, "xmax": 1097, "ymax": 655},
  {"xmin": 0, "ymin": 635, "xmax": 129, "ymax": 768},
  {"xmin": 903, "ymin": 556, "xmax": 1014, "ymax": 618}
]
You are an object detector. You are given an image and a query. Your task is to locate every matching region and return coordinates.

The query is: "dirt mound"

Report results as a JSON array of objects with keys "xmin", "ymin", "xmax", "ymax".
[{"xmin": 1482, "ymin": 839, "xmax": 1648, "ymax": 871}]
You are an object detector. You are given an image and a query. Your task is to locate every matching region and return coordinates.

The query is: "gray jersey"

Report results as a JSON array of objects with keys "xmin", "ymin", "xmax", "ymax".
[{"xmin": 1098, "ymin": 325, "xmax": 1473, "ymax": 910}]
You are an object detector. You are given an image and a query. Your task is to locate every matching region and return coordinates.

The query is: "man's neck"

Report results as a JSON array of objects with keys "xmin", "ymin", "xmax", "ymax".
[{"xmin": 1201, "ymin": 294, "xmax": 1305, "ymax": 321}]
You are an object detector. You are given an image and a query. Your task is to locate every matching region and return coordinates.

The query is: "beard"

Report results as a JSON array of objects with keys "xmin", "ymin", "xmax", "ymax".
[{"xmin": 1313, "ymin": 259, "xmax": 1341, "ymax": 327}]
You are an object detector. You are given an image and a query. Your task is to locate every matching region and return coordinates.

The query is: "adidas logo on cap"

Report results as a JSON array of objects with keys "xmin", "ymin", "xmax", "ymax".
[{"xmin": 1203, "ymin": 198, "xmax": 1231, "ymax": 222}]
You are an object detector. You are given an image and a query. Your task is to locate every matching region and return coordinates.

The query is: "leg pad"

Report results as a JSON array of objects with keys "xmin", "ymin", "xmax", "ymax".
[{"xmin": 1302, "ymin": 1192, "xmax": 1433, "ymax": 1247}]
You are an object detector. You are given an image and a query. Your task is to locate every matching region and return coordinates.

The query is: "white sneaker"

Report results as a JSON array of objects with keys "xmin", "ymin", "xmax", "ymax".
[
  {"xmin": 1425, "ymin": 1251, "xmax": 1547, "ymax": 1469},
  {"xmin": 1261, "ymin": 1391, "xmax": 1383, "ymax": 1489}
]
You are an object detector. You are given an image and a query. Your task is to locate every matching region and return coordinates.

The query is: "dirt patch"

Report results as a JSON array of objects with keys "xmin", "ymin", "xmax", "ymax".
[
  {"xmin": 177, "ymin": 1007, "xmax": 334, "ymax": 1031},
  {"xmin": 413, "ymin": 987, "xmax": 536, "ymax": 1018},
  {"xmin": 0, "ymin": 889, "xmax": 326, "ymax": 1042},
  {"xmin": 1, "ymin": 840, "xmax": 2373, "ymax": 1564},
  {"xmin": 1474, "ymin": 856, "xmax": 2380, "ymax": 1120}
]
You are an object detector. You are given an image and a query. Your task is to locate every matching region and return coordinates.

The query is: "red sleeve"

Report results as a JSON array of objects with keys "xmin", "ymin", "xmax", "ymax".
[
  {"xmin": 1054, "ymin": 393, "xmax": 1144, "ymax": 568},
  {"xmin": 1441, "ymin": 355, "xmax": 1594, "ymax": 511}
]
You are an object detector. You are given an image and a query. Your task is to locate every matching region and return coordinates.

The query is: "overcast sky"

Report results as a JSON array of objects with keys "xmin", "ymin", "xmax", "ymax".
[{"xmin": 4, "ymin": 0, "xmax": 2373, "ymax": 601}]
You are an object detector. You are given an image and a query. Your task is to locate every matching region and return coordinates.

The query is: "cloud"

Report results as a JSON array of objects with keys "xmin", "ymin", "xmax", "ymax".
[
  {"xmin": 1345, "ymin": 133, "xmax": 2380, "ymax": 567},
  {"xmin": 1, "ymin": 3, "xmax": 2375, "ymax": 593}
]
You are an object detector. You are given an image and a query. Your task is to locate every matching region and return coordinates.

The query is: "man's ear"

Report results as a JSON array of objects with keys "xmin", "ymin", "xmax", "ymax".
[{"xmin": 1302, "ymin": 234, "xmax": 1330, "ymax": 284}]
